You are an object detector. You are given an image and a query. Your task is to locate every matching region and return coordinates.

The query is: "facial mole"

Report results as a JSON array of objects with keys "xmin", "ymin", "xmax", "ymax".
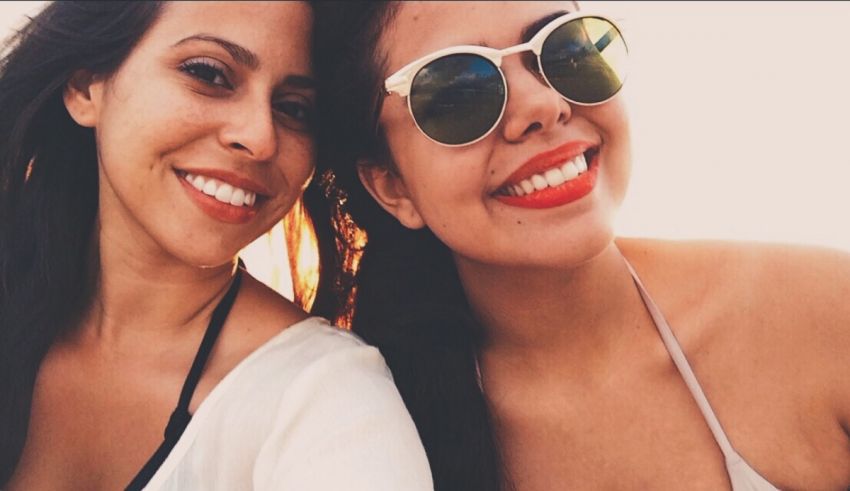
[{"xmin": 517, "ymin": 220, "xmax": 522, "ymax": 225}]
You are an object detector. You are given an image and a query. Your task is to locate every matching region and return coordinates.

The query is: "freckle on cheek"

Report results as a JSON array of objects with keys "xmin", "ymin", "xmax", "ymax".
[{"xmin": 517, "ymin": 220, "xmax": 522, "ymax": 225}]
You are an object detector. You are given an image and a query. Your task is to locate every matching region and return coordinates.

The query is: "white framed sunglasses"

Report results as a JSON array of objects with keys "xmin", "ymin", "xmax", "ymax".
[{"xmin": 384, "ymin": 11, "xmax": 628, "ymax": 146}]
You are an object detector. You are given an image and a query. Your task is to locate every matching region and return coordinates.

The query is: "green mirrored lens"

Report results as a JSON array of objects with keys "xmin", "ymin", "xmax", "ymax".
[
  {"xmin": 541, "ymin": 17, "xmax": 627, "ymax": 104},
  {"xmin": 409, "ymin": 54, "xmax": 505, "ymax": 145}
]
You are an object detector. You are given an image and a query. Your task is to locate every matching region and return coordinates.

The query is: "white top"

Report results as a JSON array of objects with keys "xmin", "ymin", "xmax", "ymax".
[{"xmin": 143, "ymin": 317, "xmax": 434, "ymax": 490}]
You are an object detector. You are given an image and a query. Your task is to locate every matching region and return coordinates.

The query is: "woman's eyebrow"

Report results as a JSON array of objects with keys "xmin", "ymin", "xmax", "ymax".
[
  {"xmin": 521, "ymin": 10, "xmax": 571, "ymax": 43},
  {"xmin": 172, "ymin": 34, "xmax": 260, "ymax": 70},
  {"xmin": 282, "ymin": 74, "xmax": 315, "ymax": 90}
]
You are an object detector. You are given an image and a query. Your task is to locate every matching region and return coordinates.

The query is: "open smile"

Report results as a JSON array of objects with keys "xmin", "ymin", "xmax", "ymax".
[
  {"xmin": 174, "ymin": 168, "xmax": 269, "ymax": 224},
  {"xmin": 493, "ymin": 142, "xmax": 600, "ymax": 209}
]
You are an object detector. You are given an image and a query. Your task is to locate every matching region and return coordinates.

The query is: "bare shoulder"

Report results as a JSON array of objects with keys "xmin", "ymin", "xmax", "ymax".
[
  {"xmin": 614, "ymin": 237, "xmax": 767, "ymax": 324},
  {"xmin": 618, "ymin": 237, "xmax": 850, "ymax": 434},
  {"xmin": 211, "ymin": 271, "xmax": 311, "ymax": 373},
  {"xmin": 232, "ymin": 271, "xmax": 310, "ymax": 337},
  {"xmin": 618, "ymin": 236, "xmax": 850, "ymax": 323}
]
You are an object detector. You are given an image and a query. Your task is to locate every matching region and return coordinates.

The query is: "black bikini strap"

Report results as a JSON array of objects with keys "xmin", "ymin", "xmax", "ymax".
[
  {"xmin": 168, "ymin": 261, "xmax": 243, "ymax": 436},
  {"xmin": 126, "ymin": 260, "xmax": 244, "ymax": 491}
]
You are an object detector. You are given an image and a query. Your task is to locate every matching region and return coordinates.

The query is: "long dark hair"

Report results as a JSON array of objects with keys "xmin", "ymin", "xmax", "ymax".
[
  {"xmin": 0, "ymin": 2, "xmax": 165, "ymax": 482},
  {"xmin": 0, "ymin": 2, "xmax": 330, "ymax": 484},
  {"xmin": 311, "ymin": 3, "xmax": 509, "ymax": 489}
]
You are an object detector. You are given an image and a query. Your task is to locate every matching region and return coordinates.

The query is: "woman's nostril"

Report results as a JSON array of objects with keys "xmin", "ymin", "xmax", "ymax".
[{"xmin": 523, "ymin": 121, "xmax": 543, "ymax": 137}]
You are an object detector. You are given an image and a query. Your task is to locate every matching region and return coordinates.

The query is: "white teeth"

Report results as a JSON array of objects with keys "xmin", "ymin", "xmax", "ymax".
[
  {"xmin": 544, "ymin": 168, "xmax": 566, "ymax": 187},
  {"xmin": 202, "ymin": 180, "xmax": 217, "ymax": 196},
  {"xmin": 184, "ymin": 172, "xmax": 257, "ymax": 207},
  {"xmin": 561, "ymin": 162, "xmax": 579, "ymax": 180},
  {"xmin": 215, "ymin": 183, "xmax": 234, "ymax": 204},
  {"xmin": 192, "ymin": 175, "xmax": 205, "ymax": 191},
  {"xmin": 499, "ymin": 152, "xmax": 591, "ymax": 197},
  {"xmin": 531, "ymin": 175, "xmax": 548, "ymax": 191},
  {"xmin": 230, "ymin": 188, "xmax": 245, "ymax": 206},
  {"xmin": 576, "ymin": 153, "xmax": 588, "ymax": 172}
]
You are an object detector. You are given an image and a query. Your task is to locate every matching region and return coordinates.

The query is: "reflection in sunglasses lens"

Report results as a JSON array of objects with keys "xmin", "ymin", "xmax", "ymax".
[
  {"xmin": 541, "ymin": 17, "xmax": 627, "ymax": 104},
  {"xmin": 410, "ymin": 54, "xmax": 505, "ymax": 145}
]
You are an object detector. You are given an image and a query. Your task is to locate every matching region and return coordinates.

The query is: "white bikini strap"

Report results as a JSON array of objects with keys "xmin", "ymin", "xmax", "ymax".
[{"xmin": 624, "ymin": 259, "xmax": 743, "ymax": 464}]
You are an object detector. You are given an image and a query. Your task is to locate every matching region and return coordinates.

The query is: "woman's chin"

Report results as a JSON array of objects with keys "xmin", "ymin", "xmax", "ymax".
[{"xmin": 162, "ymin": 242, "xmax": 246, "ymax": 271}]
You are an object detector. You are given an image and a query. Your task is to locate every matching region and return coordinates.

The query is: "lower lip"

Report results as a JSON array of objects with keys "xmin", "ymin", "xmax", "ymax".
[
  {"xmin": 178, "ymin": 174, "xmax": 259, "ymax": 224},
  {"xmin": 494, "ymin": 153, "xmax": 599, "ymax": 209}
]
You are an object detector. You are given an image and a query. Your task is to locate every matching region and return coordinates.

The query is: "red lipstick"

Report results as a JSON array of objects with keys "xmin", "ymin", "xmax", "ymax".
[{"xmin": 494, "ymin": 141, "xmax": 599, "ymax": 209}]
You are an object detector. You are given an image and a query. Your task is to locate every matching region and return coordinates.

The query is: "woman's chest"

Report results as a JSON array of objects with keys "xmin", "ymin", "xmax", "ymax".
[
  {"xmin": 494, "ymin": 384, "xmax": 735, "ymax": 490},
  {"xmin": 487, "ymin": 336, "xmax": 850, "ymax": 491},
  {"xmin": 6, "ymin": 349, "xmax": 187, "ymax": 491}
]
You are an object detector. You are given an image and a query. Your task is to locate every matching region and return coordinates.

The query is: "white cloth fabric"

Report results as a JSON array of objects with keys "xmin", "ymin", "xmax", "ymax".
[{"xmin": 143, "ymin": 317, "xmax": 433, "ymax": 490}]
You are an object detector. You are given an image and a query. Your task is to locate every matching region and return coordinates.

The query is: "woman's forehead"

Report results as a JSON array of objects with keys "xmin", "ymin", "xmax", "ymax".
[
  {"xmin": 151, "ymin": 3, "xmax": 312, "ymax": 58},
  {"xmin": 381, "ymin": 1, "xmax": 574, "ymax": 73}
]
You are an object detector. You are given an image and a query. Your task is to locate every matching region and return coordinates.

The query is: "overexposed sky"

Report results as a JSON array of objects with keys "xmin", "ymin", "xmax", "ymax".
[
  {"xmin": 0, "ymin": 2, "xmax": 41, "ymax": 35},
  {"xmin": 2, "ymin": 1, "xmax": 849, "ymax": 297},
  {"xmin": 598, "ymin": 1, "xmax": 850, "ymax": 249}
]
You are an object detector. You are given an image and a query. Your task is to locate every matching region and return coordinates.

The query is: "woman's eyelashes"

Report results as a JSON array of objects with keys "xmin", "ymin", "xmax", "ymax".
[
  {"xmin": 273, "ymin": 93, "xmax": 315, "ymax": 132},
  {"xmin": 176, "ymin": 56, "xmax": 314, "ymax": 132},
  {"xmin": 178, "ymin": 57, "xmax": 233, "ymax": 90}
]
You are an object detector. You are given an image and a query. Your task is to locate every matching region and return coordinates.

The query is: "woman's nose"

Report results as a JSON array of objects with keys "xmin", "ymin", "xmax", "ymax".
[
  {"xmin": 218, "ymin": 93, "xmax": 278, "ymax": 162},
  {"xmin": 499, "ymin": 56, "xmax": 571, "ymax": 143}
]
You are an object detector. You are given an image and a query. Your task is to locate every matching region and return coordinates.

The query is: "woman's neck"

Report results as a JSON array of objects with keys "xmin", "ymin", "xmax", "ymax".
[
  {"xmin": 456, "ymin": 241, "xmax": 651, "ymax": 377},
  {"xmin": 77, "ymin": 219, "xmax": 237, "ymax": 347}
]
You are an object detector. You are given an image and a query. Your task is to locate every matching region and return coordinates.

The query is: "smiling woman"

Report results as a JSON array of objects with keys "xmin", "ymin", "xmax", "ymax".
[
  {"xmin": 0, "ymin": 2, "xmax": 431, "ymax": 490},
  {"xmin": 0, "ymin": 1, "xmax": 316, "ymax": 304},
  {"xmin": 311, "ymin": 1, "xmax": 850, "ymax": 489}
]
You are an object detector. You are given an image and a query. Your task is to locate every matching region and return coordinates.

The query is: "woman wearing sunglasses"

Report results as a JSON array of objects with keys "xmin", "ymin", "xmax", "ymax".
[
  {"xmin": 0, "ymin": 2, "xmax": 432, "ymax": 490},
  {"xmin": 311, "ymin": 2, "xmax": 850, "ymax": 489}
]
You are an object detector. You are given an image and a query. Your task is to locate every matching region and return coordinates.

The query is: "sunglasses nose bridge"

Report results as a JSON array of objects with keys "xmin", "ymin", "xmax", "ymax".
[{"xmin": 497, "ymin": 42, "xmax": 538, "ymax": 65}]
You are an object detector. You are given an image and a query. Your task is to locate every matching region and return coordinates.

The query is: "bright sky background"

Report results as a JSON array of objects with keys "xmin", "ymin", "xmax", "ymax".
[
  {"xmin": 3, "ymin": 1, "xmax": 850, "ymax": 297},
  {"xmin": 597, "ymin": 1, "xmax": 850, "ymax": 250}
]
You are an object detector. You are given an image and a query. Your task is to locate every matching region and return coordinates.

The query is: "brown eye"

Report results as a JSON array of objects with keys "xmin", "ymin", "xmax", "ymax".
[{"xmin": 273, "ymin": 93, "xmax": 314, "ymax": 131}]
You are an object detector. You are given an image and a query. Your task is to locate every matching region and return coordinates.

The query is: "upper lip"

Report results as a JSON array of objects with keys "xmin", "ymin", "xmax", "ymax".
[
  {"xmin": 495, "ymin": 140, "xmax": 598, "ymax": 191},
  {"xmin": 176, "ymin": 167, "xmax": 272, "ymax": 196}
]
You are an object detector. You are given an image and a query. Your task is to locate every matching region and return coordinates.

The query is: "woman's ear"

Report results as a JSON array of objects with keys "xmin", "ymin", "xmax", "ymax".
[
  {"xmin": 357, "ymin": 159, "xmax": 426, "ymax": 230},
  {"xmin": 63, "ymin": 69, "xmax": 104, "ymax": 128}
]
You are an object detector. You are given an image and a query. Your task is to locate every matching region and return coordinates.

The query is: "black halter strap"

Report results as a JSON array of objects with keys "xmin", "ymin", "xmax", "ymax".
[{"xmin": 126, "ymin": 262, "xmax": 244, "ymax": 491}]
